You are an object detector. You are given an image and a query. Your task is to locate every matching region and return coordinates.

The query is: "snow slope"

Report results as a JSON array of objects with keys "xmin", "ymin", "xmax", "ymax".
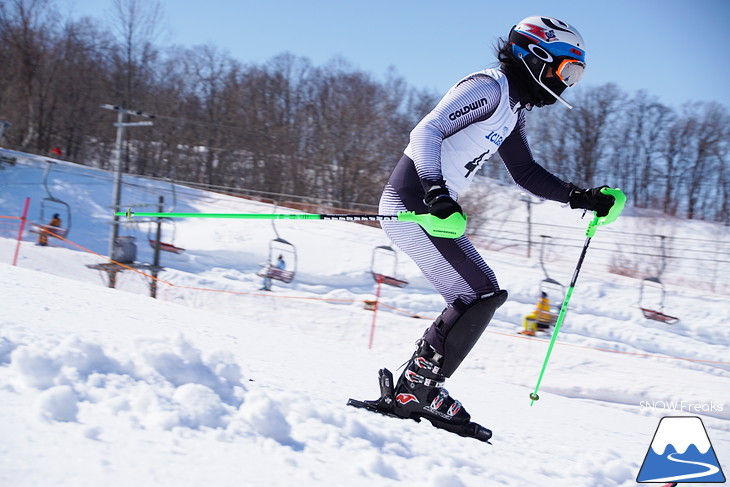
[{"xmin": 0, "ymin": 151, "xmax": 728, "ymax": 486}]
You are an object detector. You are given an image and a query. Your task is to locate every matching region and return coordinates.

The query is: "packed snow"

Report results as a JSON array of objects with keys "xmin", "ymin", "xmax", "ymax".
[{"xmin": 0, "ymin": 149, "xmax": 728, "ymax": 486}]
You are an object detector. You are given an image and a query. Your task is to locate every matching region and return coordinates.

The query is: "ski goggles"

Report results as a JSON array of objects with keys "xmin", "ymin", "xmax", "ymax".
[{"xmin": 556, "ymin": 59, "xmax": 585, "ymax": 87}]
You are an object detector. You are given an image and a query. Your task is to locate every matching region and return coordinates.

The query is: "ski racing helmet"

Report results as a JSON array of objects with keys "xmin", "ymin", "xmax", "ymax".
[{"xmin": 508, "ymin": 16, "xmax": 586, "ymax": 109}]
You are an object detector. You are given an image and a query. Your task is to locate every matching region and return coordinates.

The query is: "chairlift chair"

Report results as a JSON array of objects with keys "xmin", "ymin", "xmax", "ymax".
[
  {"xmin": 150, "ymin": 240, "xmax": 185, "ymax": 254},
  {"xmin": 147, "ymin": 218, "xmax": 185, "ymax": 254},
  {"xmin": 0, "ymin": 157, "xmax": 16, "ymax": 168},
  {"xmin": 639, "ymin": 276, "xmax": 679, "ymax": 324},
  {"xmin": 30, "ymin": 163, "xmax": 71, "ymax": 238},
  {"xmin": 257, "ymin": 237, "xmax": 296, "ymax": 284},
  {"xmin": 32, "ymin": 198, "xmax": 71, "ymax": 238},
  {"xmin": 532, "ymin": 235, "xmax": 565, "ymax": 329},
  {"xmin": 370, "ymin": 245, "xmax": 409, "ymax": 288},
  {"xmin": 0, "ymin": 153, "xmax": 16, "ymax": 167}
]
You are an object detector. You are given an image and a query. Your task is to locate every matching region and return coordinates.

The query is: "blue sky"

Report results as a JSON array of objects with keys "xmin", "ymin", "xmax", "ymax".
[{"xmin": 59, "ymin": 0, "xmax": 730, "ymax": 110}]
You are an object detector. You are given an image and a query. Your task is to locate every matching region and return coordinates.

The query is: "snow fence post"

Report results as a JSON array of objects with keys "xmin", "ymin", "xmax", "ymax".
[
  {"xmin": 12, "ymin": 197, "xmax": 30, "ymax": 266},
  {"xmin": 368, "ymin": 274, "xmax": 383, "ymax": 349}
]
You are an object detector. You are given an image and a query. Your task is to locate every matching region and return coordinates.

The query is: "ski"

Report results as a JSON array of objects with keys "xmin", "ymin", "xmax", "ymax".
[
  {"xmin": 346, "ymin": 398, "xmax": 410, "ymax": 421},
  {"xmin": 347, "ymin": 397, "xmax": 493, "ymax": 443},
  {"xmin": 347, "ymin": 368, "xmax": 492, "ymax": 443}
]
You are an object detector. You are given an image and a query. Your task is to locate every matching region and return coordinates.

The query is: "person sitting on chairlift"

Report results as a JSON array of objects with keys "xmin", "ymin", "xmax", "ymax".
[
  {"xmin": 38, "ymin": 213, "xmax": 61, "ymax": 246},
  {"xmin": 261, "ymin": 254, "xmax": 286, "ymax": 291},
  {"xmin": 519, "ymin": 291, "xmax": 555, "ymax": 336}
]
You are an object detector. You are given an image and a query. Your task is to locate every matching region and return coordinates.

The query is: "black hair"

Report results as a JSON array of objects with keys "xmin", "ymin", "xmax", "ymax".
[
  {"xmin": 495, "ymin": 37, "xmax": 520, "ymax": 77},
  {"xmin": 494, "ymin": 35, "xmax": 552, "ymax": 108}
]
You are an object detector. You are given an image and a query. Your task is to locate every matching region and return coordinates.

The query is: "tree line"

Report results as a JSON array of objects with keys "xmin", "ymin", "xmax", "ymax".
[{"xmin": 2, "ymin": 0, "xmax": 729, "ymax": 222}]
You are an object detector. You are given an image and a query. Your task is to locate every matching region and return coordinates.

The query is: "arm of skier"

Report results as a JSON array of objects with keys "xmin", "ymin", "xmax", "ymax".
[
  {"xmin": 499, "ymin": 122, "xmax": 616, "ymax": 216},
  {"xmin": 498, "ymin": 112, "xmax": 573, "ymax": 203}
]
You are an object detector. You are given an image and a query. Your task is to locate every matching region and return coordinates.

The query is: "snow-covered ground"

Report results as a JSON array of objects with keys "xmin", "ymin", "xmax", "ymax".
[{"xmin": 0, "ymin": 150, "xmax": 728, "ymax": 486}]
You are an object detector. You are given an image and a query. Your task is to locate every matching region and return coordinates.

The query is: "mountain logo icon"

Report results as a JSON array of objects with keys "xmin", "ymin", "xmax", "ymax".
[{"xmin": 637, "ymin": 416, "xmax": 726, "ymax": 483}]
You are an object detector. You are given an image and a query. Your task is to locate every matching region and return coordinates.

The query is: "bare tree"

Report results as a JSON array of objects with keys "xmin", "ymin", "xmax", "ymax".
[
  {"xmin": 52, "ymin": 18, "xmax": 115, "ymax": 160},
  {"xmin": 565, "ymin": 83, "xmax": 622, "ymax": 186},
  {"xmin": 681, "ymin": 102, "xmax": 729, "ymax": 220},
  {"xmin": 607, "ymin": 91, "xmax": 674, "ymax": 208},
  {"xmin": 0, "ymin": 0, "xmax": 59, "ymax": 150},
  {"xmin": 2, "ymin": 1, "xmax": 728, "ymax": 222},
  {"xmin": 107, "ymin": 0, "xmax": 164, "ymax": 108},
  {"xmin": 174, "ymin": 44, "xmax": 239, "ymax": 187}
]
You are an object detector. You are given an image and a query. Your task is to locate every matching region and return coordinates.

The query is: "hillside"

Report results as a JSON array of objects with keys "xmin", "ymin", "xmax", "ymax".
[{"xmin": 0, "ymin": 150, "xmax": 728, "ymax": 486}]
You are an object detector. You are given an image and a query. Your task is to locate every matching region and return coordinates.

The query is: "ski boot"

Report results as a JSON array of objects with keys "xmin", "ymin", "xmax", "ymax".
[
  {"xmin": 391, "ymin": 339, "xmax": 472, "ymax": 425},
  {"xmin": 348, "ymin": 340, "xmax": 491, "ymax": 442},
  {"xmin": 348, "ymin": 290, "xmax": 508, "ymax": 442}
]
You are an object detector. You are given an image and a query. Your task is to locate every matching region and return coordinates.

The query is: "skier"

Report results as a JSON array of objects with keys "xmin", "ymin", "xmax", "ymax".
[{"xmin": 356, "ymin": 16, "xmax": 617, "ymax": 439}]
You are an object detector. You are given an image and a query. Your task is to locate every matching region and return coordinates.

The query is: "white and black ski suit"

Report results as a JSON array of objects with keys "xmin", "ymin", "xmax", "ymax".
[{"xmin": 379, "ymin": 68, "xmax": 573, "ymax": 307}]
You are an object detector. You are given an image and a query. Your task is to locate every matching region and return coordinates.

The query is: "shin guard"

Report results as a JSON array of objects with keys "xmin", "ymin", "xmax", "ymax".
[{"xmin": 423, "ymin": 290, "xmax": 508, "ymax": 377}]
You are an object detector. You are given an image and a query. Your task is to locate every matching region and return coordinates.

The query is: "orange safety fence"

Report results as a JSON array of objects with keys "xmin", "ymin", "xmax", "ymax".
[
  {"xmin": 1, "ymin": 216, "xmax": 75, "ymax": 250},
  {"xmin": 6, "ymin": 216, "xmax": 361, "ymax": 305},
  {"xmin": 4, "ymin": 214, "xmax": 729, "ymax": 366},
  {"xmin": 0, "ymin": 215, "xmax": 21, "ymax": 234}
]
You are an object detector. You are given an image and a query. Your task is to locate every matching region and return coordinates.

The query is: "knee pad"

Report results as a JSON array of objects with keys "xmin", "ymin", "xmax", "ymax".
[{"xmin": 423, "ymin": 290, "xmax": 508, "ymax": 377}]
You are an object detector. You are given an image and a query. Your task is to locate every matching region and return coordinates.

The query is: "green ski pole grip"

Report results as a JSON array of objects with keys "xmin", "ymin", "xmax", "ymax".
[
  {"xmin": 586, "ymin": 188, "xmax": 626, "ymax": 237},
  {"xmin": 398, "ymin": 211, "xmax": 467, "ymax": 239}
]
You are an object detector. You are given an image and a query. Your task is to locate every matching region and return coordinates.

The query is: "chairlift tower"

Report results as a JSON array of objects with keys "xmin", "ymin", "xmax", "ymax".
[
  {"xmin": 101, "ymin": 104, "xmax": 155, "ymax": 262},
  {"xmin": 521, "ymin": 192, "xmax": 543, "ymax": 258}
]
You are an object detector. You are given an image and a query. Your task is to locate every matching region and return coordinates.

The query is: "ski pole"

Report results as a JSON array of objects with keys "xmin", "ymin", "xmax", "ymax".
[
  {"xmin": 529, "ymin": 188, "xmax": 626, "ymax": 406},
  {"xmin": 116, "ymin": 209, "xmax": 467, "ymax": 239}
]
